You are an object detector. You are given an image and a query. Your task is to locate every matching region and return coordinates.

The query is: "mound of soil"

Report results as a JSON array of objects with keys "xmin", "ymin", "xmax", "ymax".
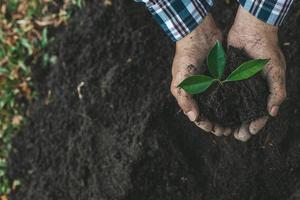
[
  {"xmin": 7, "ymin": 1, "xmax": 300, "ymax": 200},
  {"xmin": 197, "ymin": 47, "xmax": 269, "ymax": 127}
]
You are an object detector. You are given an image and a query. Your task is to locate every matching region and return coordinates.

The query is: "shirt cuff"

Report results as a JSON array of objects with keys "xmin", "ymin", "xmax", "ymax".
[
  {"xmin": 238, "ymin": 0, "xmax": 294, "ymax": 26},
  {"xmin": 145, "ymin": 0, "xmax": 213, "ymax": 42}
]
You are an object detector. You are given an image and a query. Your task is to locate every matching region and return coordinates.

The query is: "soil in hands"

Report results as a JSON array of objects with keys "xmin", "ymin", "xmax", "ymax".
[{"xmin": 196, "ymin": 47, "xmax": 269, "ymax": 127}]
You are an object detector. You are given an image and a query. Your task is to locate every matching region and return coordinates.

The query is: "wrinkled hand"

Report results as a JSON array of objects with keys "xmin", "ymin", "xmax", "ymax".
[
  {"xmin": 171, "ymin": 14, "xmax": 232, "ymax": 136},
  {"xmin": 227, "ymin": 6, "xmax": 287, "ymax": 141}
]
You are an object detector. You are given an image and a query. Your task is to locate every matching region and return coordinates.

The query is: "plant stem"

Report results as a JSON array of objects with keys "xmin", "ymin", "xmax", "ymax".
[
  {"xmin": 221, "ymin": 80, "xmax": 231, "ymax": 84},
  {"xmin": 215, "ymin": 79, "xmax": 223, "ymax": 86}
]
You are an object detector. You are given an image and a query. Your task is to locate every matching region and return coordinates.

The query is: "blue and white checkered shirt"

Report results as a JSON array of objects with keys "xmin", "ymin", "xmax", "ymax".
[{"xmin": 136, "ymin": 0, "xmax": 294, "ymax": 41}]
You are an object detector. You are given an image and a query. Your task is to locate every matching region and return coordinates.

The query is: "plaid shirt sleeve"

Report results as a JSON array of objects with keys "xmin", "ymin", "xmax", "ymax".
[
  {"xmin": 135, "ymin": 0, "xmax": 214, "ymax": 41},
  {"xmin": 136, "ymin": 0, "xmax": 294, "ymax": 42},
  {"xmin": 238, "ymin": 0, "xmax": 294, "ymax": 26}
]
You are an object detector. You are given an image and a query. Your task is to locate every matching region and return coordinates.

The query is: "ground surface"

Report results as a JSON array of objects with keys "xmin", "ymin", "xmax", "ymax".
[{"xmin": 7, "ymin": 0, "xmax": 300, "ymax": 200}]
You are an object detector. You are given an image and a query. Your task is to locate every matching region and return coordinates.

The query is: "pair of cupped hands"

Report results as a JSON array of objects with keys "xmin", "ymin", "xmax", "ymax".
[{"xmin": 171, "ymin": 6, "xmax": 287, "ymax": 141}]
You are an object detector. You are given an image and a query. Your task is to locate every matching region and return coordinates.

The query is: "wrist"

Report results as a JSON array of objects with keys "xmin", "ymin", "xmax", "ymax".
[
  {"xmin": 234, "ymin": 6, "xmax": 278, "ymax": 32},
  {"xmin": 175, "ymin": 14, "xmax": 222, "ymax": 57},
  {"xmin": 228, "ymin": 6, "xmax": 279, "ymax": 50},
  {"xmin": 231, "ymin": 6, "xmax": 278, "ymax": 42}
]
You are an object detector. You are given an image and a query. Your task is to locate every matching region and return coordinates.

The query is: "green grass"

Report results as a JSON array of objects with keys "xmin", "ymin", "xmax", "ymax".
[{"xmin": 0, "ymin": 0, "xmax": 84, "ymax": 197}]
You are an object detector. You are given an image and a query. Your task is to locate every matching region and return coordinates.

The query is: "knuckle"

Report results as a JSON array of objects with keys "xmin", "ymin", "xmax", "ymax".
[
  {"xmin": 267, "ymin": 66, "xmax": 285, "ymax": 79},
  {"xmin": 170, "ymin": 84, "xmax": 179, "ymax": 96},
  {"xmin": 280, "ymin": 90, "xmax": 287, "ymax": 100},
  {"xmin": 185, "ymin": 64, "xmax": 199, "ymax": 75},
  {"xmin": 178, "ymin": 102, "xmax": 188, "ymax": 111},
  {"xmin": 178, "ymin": 98, "xmax": 193, "ymax": 112},
  {"xmin": 272, "ymin": 66, "xmax": 285, "ymax": 77},
  {"xmin": 273, "ymin": 89, "xmax": 287, "ymax": 102},
  {"xmin": 278, "ymin": 92, "xmax": 287, "ymax": 102}
]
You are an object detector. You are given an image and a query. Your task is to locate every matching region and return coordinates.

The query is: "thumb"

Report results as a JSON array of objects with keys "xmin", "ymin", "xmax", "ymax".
[
  {"xmin": 172, "ymin": 87, "xmax": 199, "ymax": 121},
  {"xmin": 266, "ymin": 67, "xmax": 287, "ymax": 117}
]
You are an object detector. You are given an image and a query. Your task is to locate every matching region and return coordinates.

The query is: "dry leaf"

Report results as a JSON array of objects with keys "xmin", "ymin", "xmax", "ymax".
[
  {"xmin": 17, "ymin": 1, "xmax": 29, "ymax": 15},
  {"xmin": 12, "ymin": 13, "xmax": 24, "ymax": 20},
  {"xmin": 0, "ymin": 57, "xmax": 8, "ymax": 66},
  {"xmin": 0, "ymin": 195, "xmax": 8, "ymax": 200},
  {"xmin": 35, "ymin": 19, "xmax": 55, "ymax": 26},
  {"xmin": 4, "ymin": 36, "xmax": 16, "ymax": 46},
  {"xmin": 11, "ymin": 67, "xmax": 20, "ymax": 80},
  {"xmin": 19, "ymin": 81, "xmax": 32, "ymax": 97},
  {"xmin": 1, "ymin": 4, "xmax": 6, "ymax": 15},
  {"xmin": 104, "ymin": 0, "xmax": 112, "ymax": 6},
  {"xmin": 12, "ymin": 115, "xmax": 23, "ymax": 126},
  {"xmin": 17, "ymin": 19, "xmax": 30, "ymax": 25},
  {"xmin": 31, "ymin": 28, "xmax": 42, "ymax": 40}
]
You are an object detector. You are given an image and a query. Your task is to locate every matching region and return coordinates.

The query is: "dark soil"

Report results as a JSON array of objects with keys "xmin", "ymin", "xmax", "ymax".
[
  {"xmin": 6, "ymin": 1, "xmax": 300, "ymax": 200},
  {"xmin": 197, "ymin": 47, "xmax": 269, "ymax": 127}
]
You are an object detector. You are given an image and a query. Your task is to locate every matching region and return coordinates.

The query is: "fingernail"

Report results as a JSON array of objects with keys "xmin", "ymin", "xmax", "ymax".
[
  {"xmin": 211, "ymin": 126, "xmax": 223, "ymax": 136},
  {"xmin": 270, "ymin": 106, "xmax": 279, "ymax": 117},
  {"xmin": 211, "ymin": 131, "xmax": 222, "ymax": 137},
  {"xmin": 235, "ymin": 131, "xmax": 251, "ymax": 142},
  {"xmin": 196, "ymin": 120, "xmax": 212, "ymax": 132},
  {"xmin": 249, "ymin": 123, "xmax": 257, "ymax": 135},
  {"xmin": 249, "ymin": 123, "xmax": 259, "ymax": 135},
  {"xmin": 200, "ymin": 122, "xmax": 212, "ymax": 132},
  {"xmin": 234, "ymin": 127, "xmax": 251, "ymax": 142},
  {"xmin": 186, "ymin": 111, "xmax": 197, "ymax": 121},
  {"xmin": 249, "ymin": 117, "xmax": 269, "ymax": 135},
  {"xmin": 223, "ymin": 128, "xmax": 231, "ymax": 136},
  {"xmin": 249, "ymin": 127, "xmax": 257, "ymax": 135}
]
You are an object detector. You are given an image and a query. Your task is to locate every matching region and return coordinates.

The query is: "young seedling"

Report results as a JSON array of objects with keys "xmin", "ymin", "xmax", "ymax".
[{"xmin": 178, "ymin": 41, "xmax": 269, "ymax": 94}]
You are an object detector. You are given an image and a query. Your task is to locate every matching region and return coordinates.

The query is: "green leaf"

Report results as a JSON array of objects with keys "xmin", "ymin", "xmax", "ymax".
[
  {"xmin": 7, "ymin": 0, "xmax": 18, "ymax": 13},
  {"xmin": 225, "ymin": 59, "xmax": 269, "ymax": 82},
  {"xmin": 76, "ymin": 0, "xmax": 83, "ymax": 8},
  {"xmin": 43, "ymin": 53, "xmax": 49, "ymax": 67},
  {"xmin": 49, "ymin": 55, "xmax": 58, "ymax": 64},
  {"xmin": 178, "ymin": 75, "xmax": 215, "ymax": 94},
  {"xmin": 41, "ymin": 28, "xmax": 48, "ymax": 48},
  {"xmin": 207, "ymin": 41, "xmax": 226, "ymax": 79},
  {"xmin": 0, "ymin": 67, "xmax": 9, "ymax": 75},
  {"xmin": 20, "ymin": 38, "xmax": 33, "ymax": 55},
  {"xmin": 0, "ymin": 46, "xmax": 5, "ymax": 57}
]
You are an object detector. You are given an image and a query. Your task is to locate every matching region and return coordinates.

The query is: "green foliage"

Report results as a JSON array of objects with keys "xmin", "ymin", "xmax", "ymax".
[
  {"xmin": 75, "ymin": 0, "xmax": 84, "ymax": 8},
  {"xmin": 225, "ymin": 59, "xmax": 269, "ymax": 82},
  {"xmin": 41, "ymin": 28, "xmax": 48, "ymax": 49},
  {"xmin": 207, "ymin": 41, "xmax": 226, "ymax": 79},
  {"xmin": 178, "ymin": 41, "xmax": 269, "ymax": 95},
  {"xmin": 178, "ymin": 75, "xmax": 216, "ymax": 94},
  {"xmin": 0, "ymin": 0, "xmax": 84, "ymax": 196}
]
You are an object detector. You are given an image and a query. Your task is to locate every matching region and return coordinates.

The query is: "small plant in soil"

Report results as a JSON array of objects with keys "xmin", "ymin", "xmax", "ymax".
[{"xmin": 178, "ymin": 41, "xmax": 269, "ymax": 94}]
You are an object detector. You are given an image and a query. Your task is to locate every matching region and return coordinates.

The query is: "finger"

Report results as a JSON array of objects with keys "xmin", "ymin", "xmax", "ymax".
[
  {"xmin": 249, "ymin": 116, "xmax": 269, "ymax": 135},
  {"xmin": 194, "ymin": 116, "xmax": 213, "ymax": 132},
  {"xmin": 265, "ymin": 66, "xmax": 287, "ymax": 117},
  {"xmin": 233, "ymin": 123, "xmax": 251, "ymax": 142},
  {"xmin": 223, "ymin": 127, "xmax": 232, "ymax": 136},
  {"xmin": 171, "ymin": 81, "xmax": 213, "ymax": 132},
  {"xmin": 171, "ymin": 80, "xmax": 199, "ymax": 121},
  {"xmin": 211, "ymin": 124, "xmax": 224, "ymax": 137}
]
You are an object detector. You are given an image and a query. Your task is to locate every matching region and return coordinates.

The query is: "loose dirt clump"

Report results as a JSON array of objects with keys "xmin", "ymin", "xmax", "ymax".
[
  {"xmin": 7, "ymin": 1, "xmax": 300, "ymax": 200},
  {"xmin": 197, "ymin": 47, "xmax": 269, "ymax": 127}
]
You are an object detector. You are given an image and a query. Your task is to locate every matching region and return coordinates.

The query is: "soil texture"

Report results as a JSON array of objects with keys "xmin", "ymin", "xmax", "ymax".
[
  {"xmin": 7, "ymin": 1, "xmax": 300, "ymax": 200},
  {"xmin": 196, "ymin": 47, "xmax": 269, "ymax": 127}
]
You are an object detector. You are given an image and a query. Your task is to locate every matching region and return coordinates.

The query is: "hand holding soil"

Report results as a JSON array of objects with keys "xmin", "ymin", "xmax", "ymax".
[
  {"xmin": 172, "ymin": 6, "xmax": 287, "ymax": 142},
  {"xmin": 171, "ymin": 14, "xmax": 232, "ymax": 136},
  {"xmin": 228, "ymin": 6, "xmax": 287, "ymax": 141}
]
